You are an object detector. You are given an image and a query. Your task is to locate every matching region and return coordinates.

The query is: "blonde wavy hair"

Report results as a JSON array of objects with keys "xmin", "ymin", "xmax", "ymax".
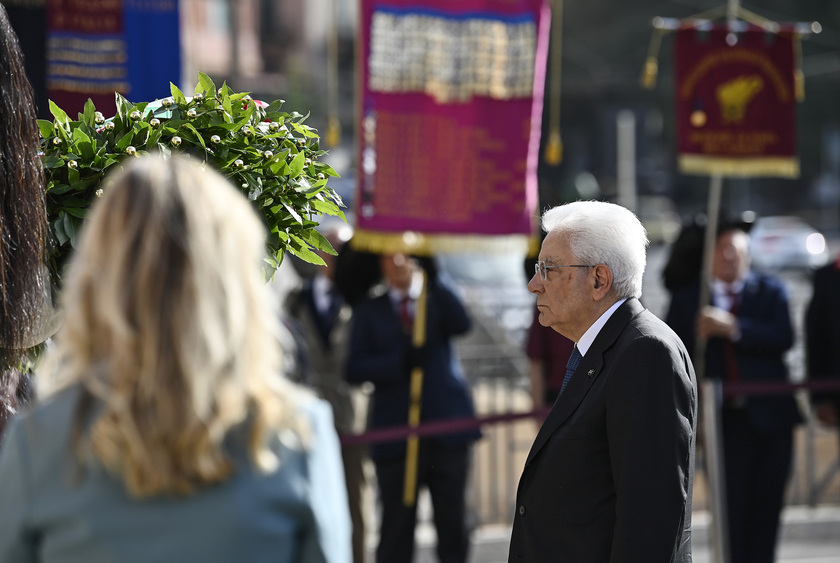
[{"xmin": 39, "ymin": 155, "xmax": 311, "ymax": 497}]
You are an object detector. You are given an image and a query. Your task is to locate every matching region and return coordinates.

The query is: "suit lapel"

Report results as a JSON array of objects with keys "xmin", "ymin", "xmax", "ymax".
[
  {"xmin": 737, "ymin": 272, "xmax": 760, "ymax": 317},
  {"xmin": 524, "ymin": 298, "xmax": 645, "ymax": 466},
  {"xmin": 373, "ymin": 292, "xmax": 405, "ymax": 334}
]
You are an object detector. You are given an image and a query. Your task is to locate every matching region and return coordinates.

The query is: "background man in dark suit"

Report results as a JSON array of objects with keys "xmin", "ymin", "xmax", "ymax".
[
  {"xmin": 806, "ymin": 256, "xmax": 840, "ymax": 462},
  {"xmin": 666, "ymin": 220, "xmax": 802, "ymax": 563},
  {"xmin": 807, "ymin": 255, "xmax": 840, "ymax": 441},
  {"xmin": 509, "ymin": 200, "xmax": 697, "ymax": 562},
  {"xmin": 346, "ymin": 253, "xmax": 480, "ymax": 563}
]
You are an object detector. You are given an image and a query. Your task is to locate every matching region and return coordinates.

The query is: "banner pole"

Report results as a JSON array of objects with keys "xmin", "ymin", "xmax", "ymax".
[
  {"xmin": 695, "ymin": 172, "xmax": 722, "ymax": 379},
  {"xmin": 696, "ymin": 172, "xmax": 728, "ymax": 563},
  {"xmin": 727, "ymin": 0, "xmax": 739, "ymax": 24},
  {"xmin": 403, "ymin": 271, "xmax": 428, "ymax": 506},
  {"xmin": 703, "ymin": 379, "xmax": 731, "ymax": 563}
]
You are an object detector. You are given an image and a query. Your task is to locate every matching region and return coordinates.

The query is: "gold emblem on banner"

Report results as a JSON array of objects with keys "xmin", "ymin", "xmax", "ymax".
[{"xmin": 717, "ymin": 75, "xmax": 763, "ymax": 124}]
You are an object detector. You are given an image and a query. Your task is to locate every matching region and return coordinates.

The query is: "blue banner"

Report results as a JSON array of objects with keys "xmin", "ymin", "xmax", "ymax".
[{"xmin": 123, "ymin": 0, "xmax": 181, "ymax": 104}]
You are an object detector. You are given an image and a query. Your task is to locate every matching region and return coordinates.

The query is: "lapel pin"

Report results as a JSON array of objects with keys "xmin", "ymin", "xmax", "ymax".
[{"xmin": 587, "ymin": 369, "xmax": 595, "ymax": 377}]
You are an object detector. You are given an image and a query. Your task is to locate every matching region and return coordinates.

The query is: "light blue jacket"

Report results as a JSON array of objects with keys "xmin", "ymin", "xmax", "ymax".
[{"xmin": 0, "ymin": 384, "xmax": 351, "ymax": 563}]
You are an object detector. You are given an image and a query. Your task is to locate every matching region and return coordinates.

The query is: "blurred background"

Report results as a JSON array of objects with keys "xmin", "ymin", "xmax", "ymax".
[
  {"xmin": 172, "ymin": 0, "xmax": 840, "ymax": 356},
  {"xmin": 176, "ymin": 0, "xmax": 840, "ymax": 234},
  {"xmin": 7, "ymin": 0, "xmax": 840, "ymax": 558},
  {"xmin": 175, "ymin": 0, "xmax": 840, "ymax": 355}
]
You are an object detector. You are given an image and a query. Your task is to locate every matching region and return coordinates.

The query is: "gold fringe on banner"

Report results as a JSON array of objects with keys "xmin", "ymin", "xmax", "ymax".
[
  {"xmin": 350, "ymin": 229, "xmax": 534, "ymax": 256},
  {"xmin": 679, "ymin": 155, "xmax": 800, "ymax": 178}
]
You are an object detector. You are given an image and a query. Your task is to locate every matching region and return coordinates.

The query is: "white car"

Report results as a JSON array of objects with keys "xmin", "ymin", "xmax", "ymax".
[{"xmin": 749, "ymin": 216, "xmax": 830, "ymax": 271}]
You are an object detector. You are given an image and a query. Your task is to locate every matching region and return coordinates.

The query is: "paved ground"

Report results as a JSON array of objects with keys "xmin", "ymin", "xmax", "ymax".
[{"xmin": 402, "ymin": 506, "xmax": 840, "ymax": 562}]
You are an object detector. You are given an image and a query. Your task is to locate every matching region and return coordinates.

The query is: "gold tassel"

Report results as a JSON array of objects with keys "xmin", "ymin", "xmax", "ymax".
[
  {"xmin": 794, "ymin": 34, "xmax": 805, "ymax": 102},
  {"xmin": 641, "ymin": 57, "xmax": 659, "ymax": 89},
  {"xmin": 794, "ymin": 68, "xmax": 805, "ymax": 102},
  {"xmin": 545, "ymin": 0, "xmax": 563, "ymax": 166},
  {"xmin": 325, "ymin": 0, "xmax": 341, "ymax": 146},
  {"xmin": 640, "ymin": 29, "xmax": 664, "ymax": 89},
  {"xmin": 326, "ymin": 115, "xmax": 341, "ymax": 148},
  {"xmin": 544, "ymin": 129, "xmax": 563, "ymax": 165}
]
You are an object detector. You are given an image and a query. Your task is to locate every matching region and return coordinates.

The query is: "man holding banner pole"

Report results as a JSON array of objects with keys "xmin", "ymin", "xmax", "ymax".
[
  {"xmin": 345, "ymin": 253, "xmax": 479, "ymax": 563},
  {"xmin": 666, "ymin": 218, "xmax": 802, "ymax": 563}
]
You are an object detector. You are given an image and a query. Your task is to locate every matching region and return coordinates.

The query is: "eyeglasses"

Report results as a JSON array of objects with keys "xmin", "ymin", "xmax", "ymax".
[{"xmin": 534, "ymin": 260, "xmax": 592, "ymax": 281}]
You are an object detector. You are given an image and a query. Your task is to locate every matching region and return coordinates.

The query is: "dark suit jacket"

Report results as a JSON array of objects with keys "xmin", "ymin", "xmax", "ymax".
[
  {"xmin": 285, "ymin": 280, "xmax": 357, "ymax": 433},
  {"xmin": 345, "ymin": 277, "xmax": 480, "ymax": 461},
  {"xmin": 806, "ymin": 261, "xmax": 840, "ymax": 410},
  {"xmin": 509, "ymin": 299, "xmax": 697, "ymax": 562},
  {"xmin": 666, "ymin": 271, "xmax": 802, "ymax": 432}
]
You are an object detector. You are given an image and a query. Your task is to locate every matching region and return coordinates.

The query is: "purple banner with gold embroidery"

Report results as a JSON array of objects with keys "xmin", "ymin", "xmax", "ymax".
[
  {"xmin": 674, "ymin": 24, "xmax": 799, "ymax": 178},
  {"xmin": 46, "ymin": 0, "xmax": 180, "ymax": 117},
  {"xmin": 353, "ymin": 0, "xmax": 550, "ymax": 254}
]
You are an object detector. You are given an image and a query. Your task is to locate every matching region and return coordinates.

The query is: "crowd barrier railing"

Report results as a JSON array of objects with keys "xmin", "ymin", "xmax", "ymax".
[{"xmin": 338, "ymin": 375, "xmax": 840, "ymax": 552}]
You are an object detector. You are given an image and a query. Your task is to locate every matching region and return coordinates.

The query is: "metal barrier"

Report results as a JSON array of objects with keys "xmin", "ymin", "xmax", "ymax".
[{"xmin": 341, "ymin": 374, "xmax": 840, "ymax": 534}]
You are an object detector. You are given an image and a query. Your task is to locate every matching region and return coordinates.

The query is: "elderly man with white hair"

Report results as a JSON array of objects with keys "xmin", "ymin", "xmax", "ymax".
[{"xmin": 509, "ymin": 200, "xmax": 697, "ymax": 562}]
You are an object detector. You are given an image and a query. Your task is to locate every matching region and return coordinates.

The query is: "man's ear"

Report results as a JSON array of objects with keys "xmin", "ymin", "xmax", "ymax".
[{"xmin": 592, "ymin": 265, "xmax": 612, "ymax": 298}]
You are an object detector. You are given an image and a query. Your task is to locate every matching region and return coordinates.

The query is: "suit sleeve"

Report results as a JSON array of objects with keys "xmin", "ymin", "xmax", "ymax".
[
  {"xmin": 806, "ymin": 267, "xmax": 839, "ymax": 403},
  {"xmin": 428, "ymin": 278, "xmax": 471, "ymax": 338},
  {"xmin": 807, "ymin": 269, "xmax": 831, "ymax": 376},
  {"xmin": 606, "ymin": 335, "xmax": 695, "ymax": 562},
  {"xmin": 0, "ymin": 416, "xmax": 38, "ymax": 563},
  {"xmin": 664, "ymin": 287, "xmax": 699, "ymax": 357},
  {"xmin": 736, "ymin": 279, "xmax": 793, "ymax": 354}
]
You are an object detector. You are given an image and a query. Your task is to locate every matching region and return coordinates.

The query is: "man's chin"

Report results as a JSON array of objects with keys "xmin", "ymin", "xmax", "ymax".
[{"xmin": 537, "ymin": 311, "xmax": 553, "ymax": 327}]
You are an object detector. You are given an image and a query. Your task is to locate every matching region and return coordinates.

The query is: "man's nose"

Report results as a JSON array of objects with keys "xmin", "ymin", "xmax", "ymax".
[{"xmin": 527, "ymin": 274, "xmax": 543, "ymax": 294}]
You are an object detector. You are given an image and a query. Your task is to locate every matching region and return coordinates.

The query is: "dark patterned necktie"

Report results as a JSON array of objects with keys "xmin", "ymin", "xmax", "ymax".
[
  {"xmin": 399, "ymin": 296, "xmax": 413, "ymax": 332},
  {"xmin": 561, "ymin": 346, "xmax": 582, "ymax": 395}
]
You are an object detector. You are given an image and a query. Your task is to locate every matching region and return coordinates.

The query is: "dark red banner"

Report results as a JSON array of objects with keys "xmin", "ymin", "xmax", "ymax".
[{"xmin": 674, "ymin": 25, "xmax": 799, "ymax": 178}]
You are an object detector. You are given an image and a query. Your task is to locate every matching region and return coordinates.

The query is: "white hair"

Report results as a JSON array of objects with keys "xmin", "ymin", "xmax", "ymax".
[{"xmin": 541, "ymin": 200, "xmax": 648, "ymax": 298}]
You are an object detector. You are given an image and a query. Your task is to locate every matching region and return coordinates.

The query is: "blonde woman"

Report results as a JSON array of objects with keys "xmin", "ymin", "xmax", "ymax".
[{"xmin": 0, "ymin": 156, "xmax": 351, "ymax": 562}]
